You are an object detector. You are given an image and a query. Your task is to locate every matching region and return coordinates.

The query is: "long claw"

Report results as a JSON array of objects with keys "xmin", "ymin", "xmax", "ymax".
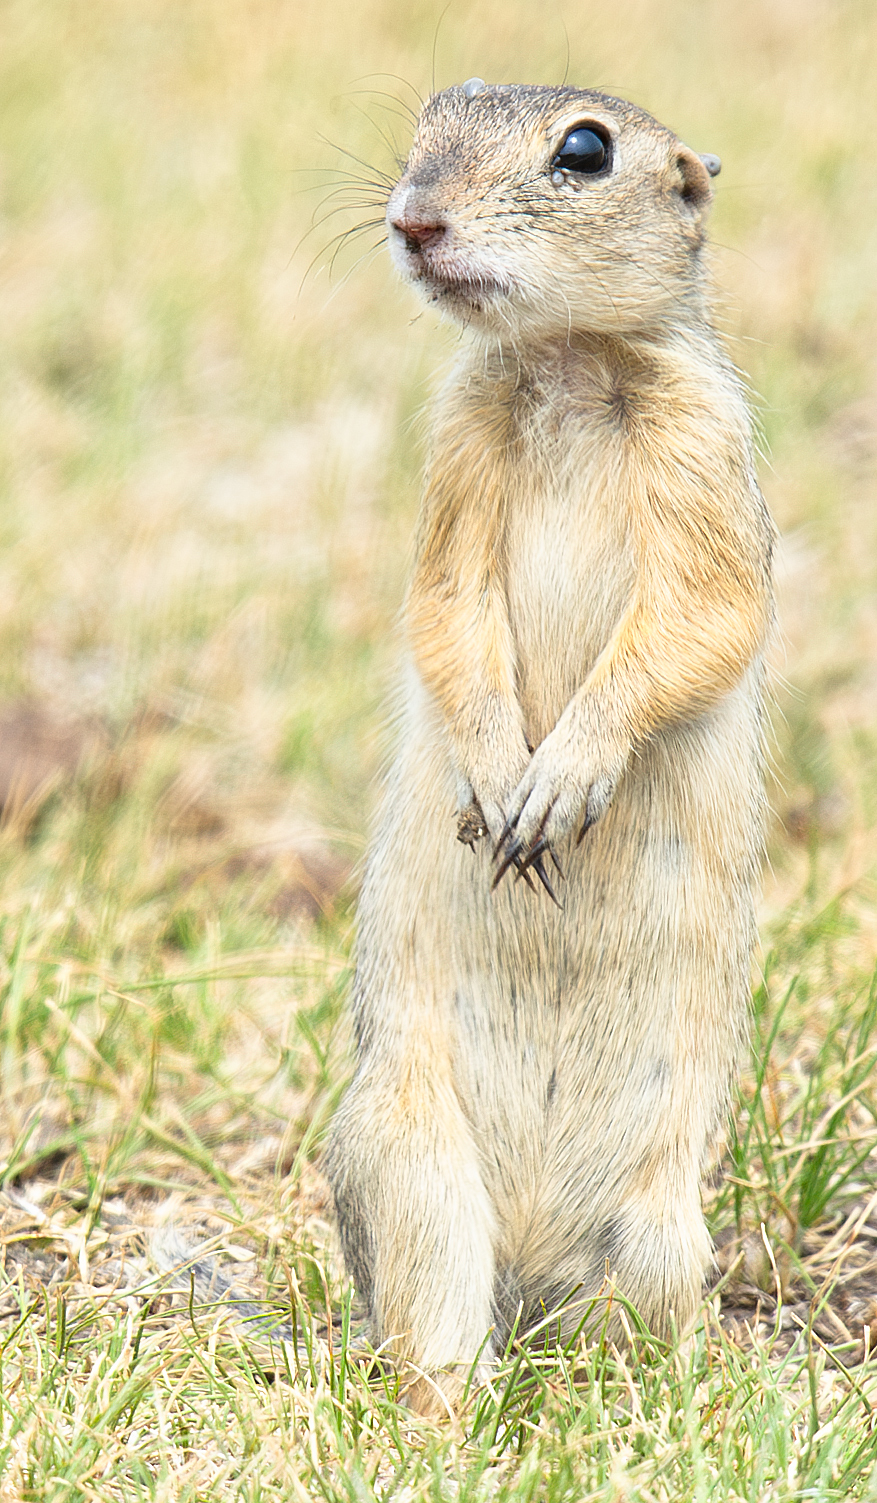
[
  {"xmin": 520, "ymin": 836, "xmax": 565, "ymax": 884},
  {"xmin": 493, "ymin": 846, "xmax": 536, "ymax": 892},
  {"xmin": 511, "ymin": 839, "xmax": 563, "ymax": 906},
  {"xmin": 493, "ymin": 813, "xmax": 517, "ymax": 861},
  {"xmin": 519, "ymin": 837, "xmax": 548, "ymax": 874},
  {"xmin": 577, "ymin": 811, "xmax": 597, "ymax": 845},
  {"xmin": 533, "ymin": 797, "xmax": 557, "ymax": 844},
  {"xmin": 531, "ymin": 854, "xmax": 563, "ymax": 908},
  {"xmin": 492, "ymin": 846, "xmax": 519, "ymax": 889}
]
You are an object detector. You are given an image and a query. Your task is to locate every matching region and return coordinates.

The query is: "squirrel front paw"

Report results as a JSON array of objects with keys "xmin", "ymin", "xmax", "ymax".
[
  {"xmin": 457, "ymin": 784, "xmax": 558, "ymax": 900},
  {"xmin": 456, "ymin": 799, "xmax": 489, "ymax": 848},
  {"xmin": 453, "ymin": 741, "xmax": 530, "ymax": 853},
  {"xmin": 493, "ymin": 718, "xmax": 629, "ymax": 896}
]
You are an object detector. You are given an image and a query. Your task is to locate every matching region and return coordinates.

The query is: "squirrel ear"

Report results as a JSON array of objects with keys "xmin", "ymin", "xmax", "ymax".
[{"xmin": 673, "ymin": 145, "xmax": 713, "ymax": 209}]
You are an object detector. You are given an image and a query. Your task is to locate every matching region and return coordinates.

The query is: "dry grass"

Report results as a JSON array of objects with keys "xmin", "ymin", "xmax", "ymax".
[{"xmin": 1, "ymin": 0, "xmax": 877, "ymax": 1496}]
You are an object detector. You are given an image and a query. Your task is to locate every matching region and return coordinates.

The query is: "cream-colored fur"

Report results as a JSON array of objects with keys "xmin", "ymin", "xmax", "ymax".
[{"xmin": 325, "ymin": 81, "xmax": 775, "ymax": 1416}]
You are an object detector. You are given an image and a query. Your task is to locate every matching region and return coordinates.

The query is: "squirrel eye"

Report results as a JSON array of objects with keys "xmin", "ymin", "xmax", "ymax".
[{"xmin": 551, "ymin": 125, "xmax": 610, "ymax": 176}]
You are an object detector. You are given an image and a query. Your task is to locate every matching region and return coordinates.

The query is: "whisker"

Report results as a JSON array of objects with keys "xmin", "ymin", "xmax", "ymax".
[
  {"xmin": 328, "ymin": 221, "xmax": 387, "ymax": 277},
  {"xmin": 293, "ymin": 201, "xmax": 383, "ymax": 264},
  {"xmin": 560, "ymin": 17, "xmax": 571, "ymax": 87},
  {"xmin": 319, "ymin": 171, "xmax": 394, "ymax": 196},
  {"xmin": 317, "ymin": 134, "xmax": 396, "ymax": 188},
  {"xmin": 348, "ymin": 72, "xmax": 424, "ymax": 112},
  {"xmin": 345, "ymin": 90, "xmax": 419, "ymax": 130},
  {"xmin": 321, "ymin": 237, "xmax": 387, "ymax": 304},
  {"xmin": 345, "ymin": 99, "xmax": 406, "ymax": 173},
  {"xmin": 311, "ymin": 191, "xmax": 388, "ymax": 225},
  {"xmin": 298, "ymin": 220, "xmax": 385, "ymax": 291},
  {"xmin": 298, "ymin": 165, "xmax": 392, "ymax": 190},
  {"xmin": 431, "ymin": 2, "xmax": 454, "ymax": 96},
  {"xmin": 313, "ymin": 183, "xmax": 388, "ymax": 211},
  {"xmin": 305, "ymin": 204, "xmax": 385, "ymax": 251}
]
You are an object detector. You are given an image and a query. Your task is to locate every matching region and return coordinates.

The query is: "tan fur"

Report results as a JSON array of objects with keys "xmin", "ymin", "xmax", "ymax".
[{"xmin": 325, "ymin": 82, "xmax": 775, "ymax": 1416}]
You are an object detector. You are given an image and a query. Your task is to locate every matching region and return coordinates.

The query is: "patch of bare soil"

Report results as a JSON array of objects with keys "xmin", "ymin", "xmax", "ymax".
[{"xmin": 713, "ymin": 1199, "xmax": 877, "ymax": 1368}]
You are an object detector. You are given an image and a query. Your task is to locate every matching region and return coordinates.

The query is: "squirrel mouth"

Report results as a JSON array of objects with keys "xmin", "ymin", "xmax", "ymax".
[{"xmin": 417, "ymin": 264, "xmax": 511, "ymax": 310}]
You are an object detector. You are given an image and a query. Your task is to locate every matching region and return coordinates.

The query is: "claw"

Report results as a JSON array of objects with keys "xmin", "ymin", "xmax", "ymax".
[
  {"xmin": 577, "ymin": 811, "xmax": 597, "ymax": 845},
  {"xmin": 495, "ymin": 792, "xmax": 556, "ymax": 862},
  {"xmin": 492, "ymin": 796, "xmax": 564, "ymax": 904},
  {"xmin": 491, "ymin": 844, "xmax": 519, "ymax": 889},
  {"xmin": 493, "ymin": 813, "xmax": 518, "ymax": 861},
  {"xmin": 531, "ymin": 854, "xmax": 563, "ymax": 908},
  {"xmin": 505, "ymin": 838, "xmax": 563, "ymax": 906},
  {"xmin": 518, "ymin": 829, "xmax": 564, "ymax": 885},
  {"xmin": 533, "ymin": 797, "xmax": 557, "ymax": 844},
  {"xmin": 518, "ymin": 837, "xmax": 548, "ymax": 874},
  {"xmin": 493, "ymin": 847, "xmax": 537, "ymax": 892}
]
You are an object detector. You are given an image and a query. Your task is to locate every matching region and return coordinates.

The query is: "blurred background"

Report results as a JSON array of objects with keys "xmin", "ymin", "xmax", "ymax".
[{"xmin": 0, "ymin": 0, "xmax": 876, "ymax": 1195}]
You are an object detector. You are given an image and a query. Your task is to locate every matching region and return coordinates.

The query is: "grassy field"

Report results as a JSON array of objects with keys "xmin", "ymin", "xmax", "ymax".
[{"xmin": 1, "ymin": 0, "xmax": 877, "ymax": 1496}]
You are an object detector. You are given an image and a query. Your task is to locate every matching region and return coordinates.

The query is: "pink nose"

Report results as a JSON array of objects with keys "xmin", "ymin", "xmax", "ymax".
[{"xmin": 391, "ymin": 216, "xmax": 447, "ymax": 254}]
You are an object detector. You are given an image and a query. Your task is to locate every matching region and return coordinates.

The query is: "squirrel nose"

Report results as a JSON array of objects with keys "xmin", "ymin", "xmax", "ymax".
[{"xmin": 391, "ymin": 215, "xmax": 447, "ymax": 255}]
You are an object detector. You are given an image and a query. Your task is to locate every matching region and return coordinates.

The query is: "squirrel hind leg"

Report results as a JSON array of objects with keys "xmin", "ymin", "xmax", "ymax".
[
  {"xmin": 569, "ymin": 1206, "xmax": 711, "ymax": 1345},
  {"xmin": 325, "ymin": 1062, "xmax": 499, "ymax": 1407},
  {"xmin": 500, "ymin": 1191, "xmax": 712, "ymax": 1353}
]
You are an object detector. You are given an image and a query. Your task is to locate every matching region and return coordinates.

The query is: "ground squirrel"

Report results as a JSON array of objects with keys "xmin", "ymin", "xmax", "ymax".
[{"xmin": 325, "ymin": 80, "xmax": 775, "ymax": 1416}]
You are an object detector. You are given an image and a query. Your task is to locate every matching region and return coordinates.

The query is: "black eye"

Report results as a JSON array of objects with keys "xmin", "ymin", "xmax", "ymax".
[{"xmin": 551, "ymin": 125, "xmax": 610, "ymax": 176}]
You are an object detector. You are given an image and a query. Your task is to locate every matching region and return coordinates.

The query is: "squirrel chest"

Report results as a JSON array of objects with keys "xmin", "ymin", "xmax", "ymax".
[{"xmin": 498, "ymin": 375, "xmax": 637, "ymax": 742}]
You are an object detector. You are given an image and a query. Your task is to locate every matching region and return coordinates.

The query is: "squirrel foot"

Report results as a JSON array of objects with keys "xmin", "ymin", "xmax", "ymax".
[
  {"xmin": 457, "ymin": 797, "xmax": 551, "ymax": 896},
  {"xmin": 493, "ymin": 715, "xmax": 628, "ymax": 894},
  {"xmin": 492, "ymin": 821, "xmax": 564, "ymax": 906}
]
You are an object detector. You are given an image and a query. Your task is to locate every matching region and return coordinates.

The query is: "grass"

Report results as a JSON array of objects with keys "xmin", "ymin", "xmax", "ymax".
[{"xmin": 1, "ymin": 0, "xmax": 877, "ymax": 1496}]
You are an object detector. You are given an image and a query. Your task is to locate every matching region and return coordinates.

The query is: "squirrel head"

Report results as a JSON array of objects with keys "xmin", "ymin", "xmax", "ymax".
[{"xmin": 386, "ymin": 83, "xmax": 718, "ymax": 341}]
